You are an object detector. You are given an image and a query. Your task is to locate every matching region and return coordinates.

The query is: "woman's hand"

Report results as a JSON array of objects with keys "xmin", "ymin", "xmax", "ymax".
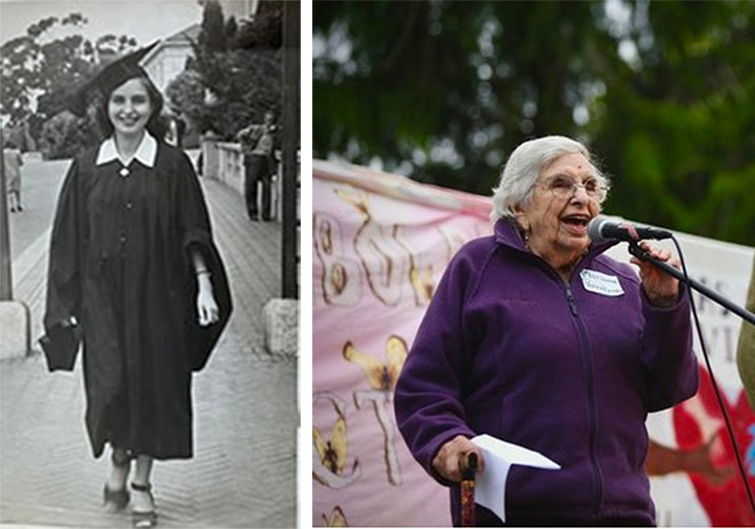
[
  {"xmin": 629, "ymin": 241, "xmax": 681, "ymax": 308},
  {"xmin": 196, "ymin": 274, "xmax": 219, "ymax": 326},
  {"xmin": 432, "ymin": 435, "xmax": 485, "ymax": 483}
]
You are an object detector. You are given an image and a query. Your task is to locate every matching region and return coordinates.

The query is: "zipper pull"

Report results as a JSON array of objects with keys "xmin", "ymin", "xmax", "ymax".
[{"xmin": 565, "ymin": 284, "xmax": 578, "ymax": 316}]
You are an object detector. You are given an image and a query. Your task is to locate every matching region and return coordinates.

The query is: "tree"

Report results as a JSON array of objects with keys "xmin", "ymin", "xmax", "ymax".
[
  {"xmin": 1, "ymin": 14, "xmax": 94, "ymax": 124},
  {"xmin": 95, "ymin": 34, "xmax": 139, "ymax": 55},
  {"xmin": 1, "ymin": 35, "xmax": 38, "ymax": 124},
  {"xmin": 198, "ymin": 0, "xmax": 227, "ymax": 53},
  {"xmin": 166, "ymin": 69, "xmax": 205, "ymax": 118},
  {"xmin": 589, "ymin": 0, "xmax": 755, "ymax": 246},
  {"xmin": 0, "ymin": 13, "xmax": 137, "ymax": 154},
  {"xmin": 236, "ymin": 0, "xmax": 283, "ymax": 50},
  {"xmin": 226, "ymin": 16, "xmax": 238, "ymax": 47},
  {"xmin": 171, "ymin": 0, "xmax": 282, "ymax": 139},
  {"xmin": 39, "ymin": 110, "xmax": 91, "ymax": 160},
  {"xmin": 314, "ymin": 2, "xmax": 619, "ymax": 192},
  {"xmin": 313, "ymin": 0, "xmax": 755, "ymax": 246},
  {"xmin": 34, "ymin": 34, "xmax": 96, "ymax": 119}
]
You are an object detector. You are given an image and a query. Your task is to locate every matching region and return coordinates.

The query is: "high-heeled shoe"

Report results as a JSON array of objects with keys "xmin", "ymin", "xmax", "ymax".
[
  {"xmin": 131, "ymin": 482, "xmax": 158, "ymax": 528},
  {"xmin": 104, "ymin": 448, "xmax": 132, "ymax": 511},
  {"xmin": 103, "ymin": 484, "xmax": 130, "ymax": 511}
]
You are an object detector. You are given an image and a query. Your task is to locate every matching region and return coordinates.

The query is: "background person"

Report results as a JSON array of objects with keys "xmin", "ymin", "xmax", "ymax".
[
  {"xmin": 236, "ymin": 110, "xmax": 277, "ymax": 221},
  {"xmin": 4, "ymin": 139, "xmax": 24, "ymax": 212},
  {"xmin": 164, "ymin": 113, "xmax": 186, "ymax": 148},
  {"xmin": 646, "ymin": 437, "xmax": 736, "ymax": 486},
  {"xmin": 394, "ymin": 135, "xmax": 699, "ymax": 526},
  {"xmin": 42, "ymin": 43, "xmax": 232, "ymax": 529}
]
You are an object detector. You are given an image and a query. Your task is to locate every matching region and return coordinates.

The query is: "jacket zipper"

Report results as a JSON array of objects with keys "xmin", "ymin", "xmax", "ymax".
[
  {"xmin": 516, "ymin": 249, "xmax": 605, "ymax": 517},
  {"xmin": 564, "ymin": 283, "xmax": 604, "ymax": 518}
]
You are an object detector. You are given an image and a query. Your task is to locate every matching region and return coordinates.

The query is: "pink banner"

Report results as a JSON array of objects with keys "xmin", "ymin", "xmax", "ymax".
[
  {"xmin": 312, "ymin": 160, "xmax": 755, "ymax": 527},
  {"xmin": 312, "ymin": 161, "xmax": 491, "ymax": 526}
]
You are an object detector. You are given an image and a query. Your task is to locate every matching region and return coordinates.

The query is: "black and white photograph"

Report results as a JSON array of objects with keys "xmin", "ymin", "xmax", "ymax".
[{"xmin": 0, "ymin": 0, "xmax": 300, "ymax": 527}]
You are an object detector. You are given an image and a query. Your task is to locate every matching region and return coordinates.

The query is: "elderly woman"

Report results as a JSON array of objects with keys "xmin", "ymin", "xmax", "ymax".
[{"xmin": 394, "ymin": 135, "xmax": 698, "ymax": 526}]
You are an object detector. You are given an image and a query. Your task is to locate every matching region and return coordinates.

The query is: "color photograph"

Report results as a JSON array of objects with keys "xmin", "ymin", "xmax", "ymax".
[{"xmin": 312, "ymin": 1, "xmax": 755, "ymax": 526}]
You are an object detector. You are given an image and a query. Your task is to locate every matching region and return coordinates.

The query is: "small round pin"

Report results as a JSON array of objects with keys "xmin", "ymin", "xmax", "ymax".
[{"xmin": 119, "ymin": 167, "xmax": 130, "ymax": 177}]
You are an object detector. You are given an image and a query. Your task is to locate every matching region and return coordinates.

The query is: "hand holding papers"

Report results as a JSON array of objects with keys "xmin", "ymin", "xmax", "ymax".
[{"xmin": 471, "ymin": 434, "xmax": 561, "ymax": 523}]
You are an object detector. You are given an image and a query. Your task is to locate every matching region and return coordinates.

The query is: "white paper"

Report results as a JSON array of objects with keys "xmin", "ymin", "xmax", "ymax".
[{"xmin": 471, "ymin": 434, "xmax": 560, "ymax": 523}]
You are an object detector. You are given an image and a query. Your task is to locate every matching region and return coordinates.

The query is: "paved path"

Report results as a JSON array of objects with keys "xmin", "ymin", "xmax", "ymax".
[{"xmin": 0, "ymin": 156, "xmax": 298, "ymax": 528}]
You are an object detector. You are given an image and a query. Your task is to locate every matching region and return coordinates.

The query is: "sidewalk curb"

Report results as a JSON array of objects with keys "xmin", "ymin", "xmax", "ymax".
[{"xmin": 0, "ymin": 300, "xmax": 31, "ymax": 360}]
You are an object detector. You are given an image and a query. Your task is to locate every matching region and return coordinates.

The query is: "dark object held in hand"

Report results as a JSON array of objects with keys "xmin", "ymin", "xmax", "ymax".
[
  {"xmin": 39, "ymin": 319, "xmax": 80, "ymax": 371},
  {"xmin": 460, "ymin": 451, "xmax": 478, "ymax": 527}
]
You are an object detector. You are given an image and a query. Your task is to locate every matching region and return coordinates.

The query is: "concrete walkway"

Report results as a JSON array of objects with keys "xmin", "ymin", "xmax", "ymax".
[{"xmin": 0, "ymin": 157, "xmax": 298, "ymax": 528}]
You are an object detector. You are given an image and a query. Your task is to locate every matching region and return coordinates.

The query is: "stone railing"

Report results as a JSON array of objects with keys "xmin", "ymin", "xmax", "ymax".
[
  {"xmin": 201, "ymin": 139, "xmax": 300, "ymax": 356},
  {"xmin": 201, "ymin": 139, "xmax": 284, "ymax": 220},
  {"xmin": 200, "ymin": 140, "xmax": 299, "ymax": 244},
  {"xmin": 200, "ymin": 140, "xmax": 245, "ymax": 194}
]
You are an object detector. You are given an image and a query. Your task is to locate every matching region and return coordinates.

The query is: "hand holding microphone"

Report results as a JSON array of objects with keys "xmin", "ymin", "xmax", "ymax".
[
  {"xmin": 629, "ymin": 241, "xmax": 682, "ymax": 307},
  {"xmin": 588, "ymin": 216, "xmax": 681, "ymax": 307}
]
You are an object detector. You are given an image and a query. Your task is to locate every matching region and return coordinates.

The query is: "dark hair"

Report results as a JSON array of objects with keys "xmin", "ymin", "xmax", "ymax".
[{"xmin": 95, "ymin": 75, "xmax": 168, "ymax": 141}]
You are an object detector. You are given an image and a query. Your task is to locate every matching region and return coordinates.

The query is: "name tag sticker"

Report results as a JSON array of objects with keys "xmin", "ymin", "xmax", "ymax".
[{"xmin": 580, "ymin": 269, "xmax": 624, "ymax": 297}]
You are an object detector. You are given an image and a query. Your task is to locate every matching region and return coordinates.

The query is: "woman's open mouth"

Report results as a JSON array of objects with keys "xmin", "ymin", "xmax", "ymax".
[{"xmin": 561, "ymin": 214, "xmax": 590, "ymax": 235}]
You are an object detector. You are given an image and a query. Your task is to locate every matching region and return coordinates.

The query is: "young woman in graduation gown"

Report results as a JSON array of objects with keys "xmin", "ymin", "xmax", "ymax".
[{"xmin": 42, "ymin": 44, "xmax": 232, "ymax": 528}]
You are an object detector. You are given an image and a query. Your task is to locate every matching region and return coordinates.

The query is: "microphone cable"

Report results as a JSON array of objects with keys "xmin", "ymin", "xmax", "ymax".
[{"xmin": 671, "ymin": 235, "xmax": 755, "ymax": 518}]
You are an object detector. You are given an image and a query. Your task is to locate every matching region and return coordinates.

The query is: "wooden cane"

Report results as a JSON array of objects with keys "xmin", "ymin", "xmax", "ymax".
[{"xmin": 460, "ymin": 451, "xmax": 478, "ymax": 527}]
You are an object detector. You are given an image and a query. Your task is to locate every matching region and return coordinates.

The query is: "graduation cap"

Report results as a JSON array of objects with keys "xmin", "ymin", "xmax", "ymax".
[{"xmin": 70, "ymin": 41, "xmax": 159, "ymax": 116}]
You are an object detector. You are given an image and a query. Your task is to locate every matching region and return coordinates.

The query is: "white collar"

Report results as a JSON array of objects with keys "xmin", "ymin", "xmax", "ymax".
[{"xmin": 96, "ymin": 132, "xmax": 157, "ymax": 167}]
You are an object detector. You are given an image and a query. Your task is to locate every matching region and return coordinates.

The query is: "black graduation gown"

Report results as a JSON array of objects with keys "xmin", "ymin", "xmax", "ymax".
[{"xmin": 43, "ymin": 142, "xmax": 232, "ymax": 460}]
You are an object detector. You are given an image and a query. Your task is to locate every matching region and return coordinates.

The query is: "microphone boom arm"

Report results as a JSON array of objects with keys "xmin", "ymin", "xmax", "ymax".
[
  {"xmin": 630, "ymin": 239, "xmax": 755, "ymax": 519},
  {"xmin": 627, "ymin": 242, "xmax": 755, "ymax": 325}
]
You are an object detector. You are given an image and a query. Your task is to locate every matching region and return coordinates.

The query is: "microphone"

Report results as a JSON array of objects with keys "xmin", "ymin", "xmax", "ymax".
[{"xmin": 587, "ymin": 215, "xmax": 673, "ymax": 243}]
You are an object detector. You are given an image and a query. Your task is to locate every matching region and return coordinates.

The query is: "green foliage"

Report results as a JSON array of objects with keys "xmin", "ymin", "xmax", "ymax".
[
  {"xmin": 314, "ymin": 0, "xmax": 755, "ymax": 246},
  {"xmin": 592, "ymin": 0, "xmax": 755, "ymax": 246}
]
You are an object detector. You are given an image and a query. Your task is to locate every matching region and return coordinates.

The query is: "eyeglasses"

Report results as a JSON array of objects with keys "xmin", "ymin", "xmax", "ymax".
[{"xmin": 537, "ymin": 175, "xmax": 609, "ymax": 202}]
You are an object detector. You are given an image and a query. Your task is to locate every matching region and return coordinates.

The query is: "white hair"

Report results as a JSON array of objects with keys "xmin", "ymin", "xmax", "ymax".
[{"xmin": 490, "ymin": 135, "xmax": 610, "ymax": 224}]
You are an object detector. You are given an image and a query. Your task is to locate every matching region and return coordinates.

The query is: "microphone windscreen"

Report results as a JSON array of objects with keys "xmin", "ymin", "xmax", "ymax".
[{"xmin": 587, "ymin": 215, "xmax": 609, "ymax": 243}]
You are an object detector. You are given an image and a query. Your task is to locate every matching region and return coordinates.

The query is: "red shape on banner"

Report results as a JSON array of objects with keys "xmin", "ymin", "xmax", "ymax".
[{"xmin": 674, "ymin": 365, "xmax": 755, "ymax": 526}]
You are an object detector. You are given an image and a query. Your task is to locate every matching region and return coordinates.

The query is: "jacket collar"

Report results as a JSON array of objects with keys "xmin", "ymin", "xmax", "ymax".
[
  {"xmin": 493, "ymin": 217, "xmax": 618, "ymax": 262},
  {"xmin": 96, "ymin": 131, "xmax": 157, "ymax": 167}
]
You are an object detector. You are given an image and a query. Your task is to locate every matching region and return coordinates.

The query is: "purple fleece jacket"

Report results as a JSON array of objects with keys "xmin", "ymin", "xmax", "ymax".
[{"xmin": 394, "ymin": 219, "xmax": 698, "ymax": 526}]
